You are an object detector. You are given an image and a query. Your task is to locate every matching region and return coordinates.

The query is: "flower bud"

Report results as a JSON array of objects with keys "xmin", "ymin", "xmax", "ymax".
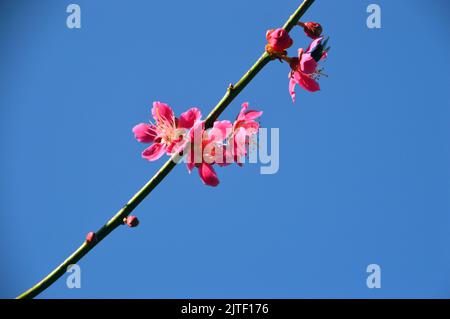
[
  {"xmin": 124, "ymin": 215, "xmax": 139, "ymax": 227},
  {"xmin": 265, "ymin": 28, "xmax": 293, "ymax": 54},
  {"xmin": 299, "ymin": 21, "xmax": 322, "ymax": 39},
  {"xmin": 86, "ymin": 231, "xmax": 96, "ymax": 243}
]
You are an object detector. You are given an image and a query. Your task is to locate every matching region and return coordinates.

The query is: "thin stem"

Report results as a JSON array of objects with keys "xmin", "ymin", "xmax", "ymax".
[{"xmin": 17, "ymin": 0, "xmax": 316, "ymax": 299}]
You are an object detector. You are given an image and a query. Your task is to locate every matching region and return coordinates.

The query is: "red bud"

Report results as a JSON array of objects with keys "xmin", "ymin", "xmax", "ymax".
[
  {"xmin": 124, "ymin": 215, "xmax": 139, "ymax": 227},
  {"xmin": 299, "ymin": 21, "xmax": 322, "ymax": 39},
  {"xmin": 86, "ymin": 231, "xmax": 96, "ymax": 243}
]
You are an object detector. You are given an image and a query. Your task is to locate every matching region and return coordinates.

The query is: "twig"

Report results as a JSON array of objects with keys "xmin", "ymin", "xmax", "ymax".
[{"xmin": 17, "ymin": 0, "xmax": 316, "ymax": 299}]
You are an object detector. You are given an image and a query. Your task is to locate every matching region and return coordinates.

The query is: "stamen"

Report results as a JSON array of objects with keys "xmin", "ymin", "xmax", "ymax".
[
  {"xmin": 155, "ymin": 108, "xmax": 177, "ymax": 145},
  {"xmin": 310, "ymin": 67, "xmax": 328, "ymax": 80}
]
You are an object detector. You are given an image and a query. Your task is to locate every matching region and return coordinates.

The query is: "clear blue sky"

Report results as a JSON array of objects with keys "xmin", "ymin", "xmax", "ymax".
[{"xmin": 1, "ymin": 0, "xmax": 449, "ymax": 298}]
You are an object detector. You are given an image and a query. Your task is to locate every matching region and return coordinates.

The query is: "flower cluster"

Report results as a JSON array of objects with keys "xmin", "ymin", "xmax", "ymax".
[
  {"xmin": 132, "ymin": 21, "xmax": 327, "ymax": 187},
  {"xmin": 265, "ymin": 21, "xmax": 330, "ymax": 103},
  {"xmin": 133, "ymin": 102, "xmax": 262, "ymax": 186}
]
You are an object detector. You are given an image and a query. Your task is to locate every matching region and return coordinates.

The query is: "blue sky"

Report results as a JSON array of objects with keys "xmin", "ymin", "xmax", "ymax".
[{"xmin": 1, "ymin": 0, "xmax": 449, "ymax": 298}]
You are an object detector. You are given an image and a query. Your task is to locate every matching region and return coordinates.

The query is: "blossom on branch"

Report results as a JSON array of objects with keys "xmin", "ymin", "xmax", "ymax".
[
  {"xmin": 265, "ymin": 28, "xmax": 293, "ymax": 54},
  {"xmin": 288, "ymin": 37, "xmax": 329, "ymax": 102},
  {"xmin": 132, "ymin": 102, "xmax": 201, "ymax": 161},
  {"xmin": 133, "ymin": 102, "xmax": 262, "ymax": 187}
]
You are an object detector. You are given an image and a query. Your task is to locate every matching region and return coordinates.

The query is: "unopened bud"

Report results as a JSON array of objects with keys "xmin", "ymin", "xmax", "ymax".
[
  {"xmin": 86, "ymin": 231, "xmax": 96, "ymax": 243},
  {"xmin": 298, "ymin": 21, "xmax": 322, "ymax": 39},
  {"xmin": 123, "ymin": 215, "xmax": 139, "ymax": 227},
  {"xmin": 265, "ymin": 28, "xmax": 293, "ymax": 54}
]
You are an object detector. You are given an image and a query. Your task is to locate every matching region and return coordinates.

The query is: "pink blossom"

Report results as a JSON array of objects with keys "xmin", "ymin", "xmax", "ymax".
[
  {"xmin": 227, "ymin": 102, "xmax": 263, "ymax": 165},
  {"xmin": 133, "ymin": 101, "xmax": 201, "ymax": 161},
  {"xmin": 135, "ymin": 101, "xmax": 262, "ymax": 187},
  {"xmin": 288, "ymin": 37, "xmax": 328, "ymax": 102},
  {"xmin": 234, "ymin": 102, "xmax": 263, "ymax": 134},
  {"xmin": 265, "ymin": 28, "xmax": 293, "ymax": 54},
  {"xmin": 185, "ymin": 102, "xmax": 262, "ymax": 186},
  {"xmin": 186, "ymin": 122, "xmax": 225, "ymax": 187}
]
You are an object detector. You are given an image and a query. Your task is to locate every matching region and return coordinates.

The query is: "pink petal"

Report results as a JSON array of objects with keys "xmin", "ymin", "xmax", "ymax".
[
  {"xmin": 298, "ymin": 73, "xmax": 320, "ymax": 92},
  {"xmin": 289, "ymin": 77, "xmax": 297, "ymax": 103},
  {"xmin": 241, "ymin": 121, "xmax": 260, "ymax": 134},
  {"xmin": 266, "ymin": 29, "xmax": 275, "ymax": 41},
  {"xmin": 233, "ymin": 127, "xmax": 247, "ymax": 158},
  {"xmin": 185, "ymin": 142, "xmax": 196, "ymax": 172},
  {"xmin": 189, "ymin": 121, "xmax": 205, "ymax": 139},
  {"xmin": 178, "ymin": 107, "xmax": 202, "ymax": 129},
  {"xmin": 132, "ymin": 123, "xmax": 157, "ymax": 143},
  {"xmin": 297, "ymin": 48, "xmax": 304, "ymax": 60},
  {"xmin": 166, "ymin": 135, "xmax": 186, "ymax": 155},
  {"xmin": 142, "ymin": 143, "xmax": 166, "ymax": 161},
  {"xmin": 244, "ymin": 110, "xmax": 263, "ymax": 121},
  {"xmin": 237, "ymin": 103, "xmax": 249, "ymax": 121},
  {"xmin": 211, "ymin": 120, "xmax": 232, "ymax": 141},
  {"xmin": 151, "ymin": 101, "xmax": 175, "ymax": 125},
  {"xmin": 306, "ymin": 37, "xmax": 323, "ymax": 53},
  {"xmin": 198, "ymin": 163, "xmax": 219, "ymax": 187},
  {"xmin": 237, "ymin": 102, "xmax": 262, "ymax": 121},
  {"xmin": 217, "ymin": 145, "xmax": 232, "ymax": 167},
  {"xmin": 300, "ymin": 53, "xmax": 318, "ymax": 74}
]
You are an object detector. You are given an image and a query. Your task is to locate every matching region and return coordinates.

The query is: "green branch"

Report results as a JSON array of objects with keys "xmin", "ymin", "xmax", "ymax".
[{"xmin": 17, "ymin": 0, "xmax": 316, "ymax": 299}]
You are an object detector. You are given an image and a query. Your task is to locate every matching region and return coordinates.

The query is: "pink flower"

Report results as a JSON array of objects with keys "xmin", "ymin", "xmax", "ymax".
[
  {"xmin": 226, "ymin": 102, "xmax": 263, "ymax": 165},
  {"xmin": 186, "ymin": 122, "xmax": 226, "ymax": 187},
  {"xmin": 288, "ymin": 37, "xmax": 328, "ymax": 102},
  {"xmin": 184, "ymin": 101, "xmax": 262, "ymax": 186},
  {"xmin": 135, "ymin": 101, "xmax": 262, "ymax": 187},
  {"xmin": 234, "ymin": 102, "xmax": 263, "ymax": 134},
  {"xmin": 265, "ymin": 28, "xmax": 293, "ymax": 54},
  {"xmin": 133, "ymin": 101, "xmax": 201, "ymax": 161}
]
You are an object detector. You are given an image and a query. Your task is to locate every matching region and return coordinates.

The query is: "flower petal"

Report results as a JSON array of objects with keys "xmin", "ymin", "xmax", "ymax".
[
  {"xmin": 237, "ymin": 103, "xmax": 248, "ymax": 121},
  {"xmin": 151, "ymin": 101, "xmax": 175, "ymax": 126},
  {"xmin": 233, "ymin": 127, "xmax": 247, "ymax": 158},
  {"xmin": 266, "ymin": 29, "xmax": 275, "ymax": 41},
  {"xmin": 297, "ymin": 48, "xmax": 304, "ymax": 60},
  {"xmin": 241, "ymin": 121, "xmax": 260, "ymax": 134},
  {"xmin": 166, "ymin": 134, "xmax": 187, "ymax": 155},
  {"xmin": 216, "ymin": 145, "xmax": 232, "ymax": 167},
  {"xmin": 297, "ymin": 73, "xmax": 320, "ymax": 92},
  {"xmin": 198, "ymin": 163, "xmax": 219, "ymax": 187},
  {"xmin": 186, "ymin": 161, "xmax": 195, "ymax": 173},
  {"xmin": 237, "ymin": 102, "xmax": 261, "ymax": 121},
  {"xmin": 178, "ymin": 107, "xmax": 202, "ymax": 129},
  {"xmin": 289, "ymin": 77, "xmax": 297, "ymax": 103},
  {"xmin": 306, "ymin": 36, "xmax": 323, "ymax": 53},
  {"xmin": 211, "ymin": 120, "xmax": 232, "ymax": 141},
  {"xmin": 142, "ymin": 143, "xmax": 166, "ymax": 161},
  {"xmin": 244, "ymin": 110, "xmax": 263, "ymax": 121},
  {"xmin": 300, "ymin": 53, "xmax": 318, "ymax": 74},
  {"xmin": 132, "ymin": 123, "xmax": 157, "ymax": 143}
]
